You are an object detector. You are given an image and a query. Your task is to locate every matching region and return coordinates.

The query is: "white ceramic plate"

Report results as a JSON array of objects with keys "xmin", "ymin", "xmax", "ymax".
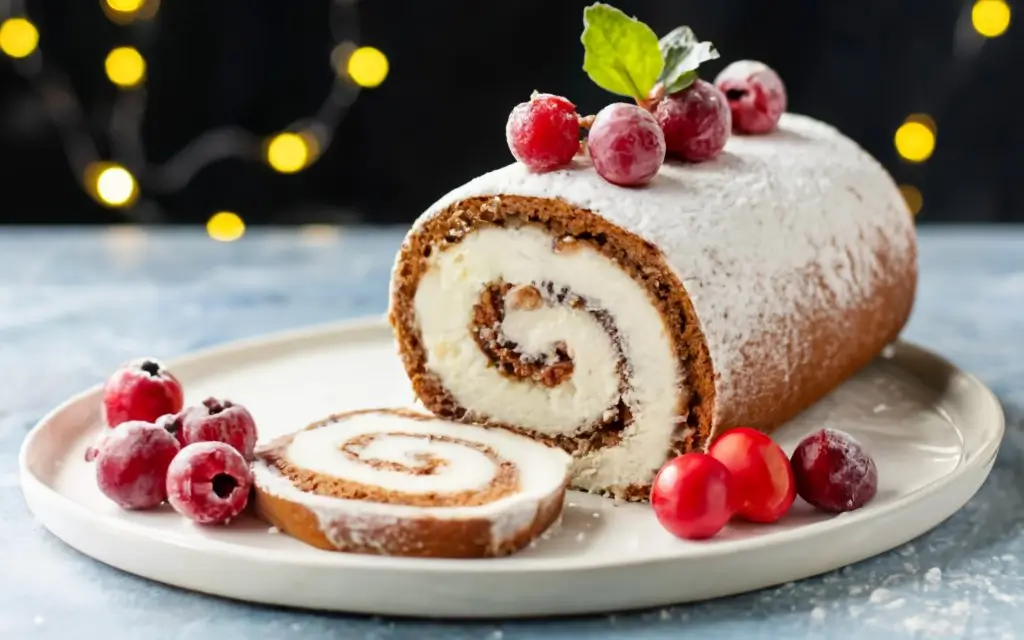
[{"xmin": 19, "ymin": 317, "xmax": 1004, "ymax": 619}]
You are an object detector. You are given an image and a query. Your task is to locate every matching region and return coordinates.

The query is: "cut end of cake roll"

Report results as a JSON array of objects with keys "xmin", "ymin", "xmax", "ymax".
[
  {"xmin": 389, "ymin": 195, "xmax": 713, "ymax": 502},
  {"xmin": 251, "ymin": 408, "xmax": 571, "ymax": 558},
  {"xmin": 388, "ymin": 114, "xmax": 918, "ymax": 502}
]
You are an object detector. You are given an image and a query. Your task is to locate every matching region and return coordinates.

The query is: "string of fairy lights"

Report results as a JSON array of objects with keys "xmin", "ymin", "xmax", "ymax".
[
  {"xmin": 893, "ymin": 0, "xmax": 1012, "ymax": 217},
  {"xmin": 0, "ymin": 0, "xmax": 389, "ymax": 241}
]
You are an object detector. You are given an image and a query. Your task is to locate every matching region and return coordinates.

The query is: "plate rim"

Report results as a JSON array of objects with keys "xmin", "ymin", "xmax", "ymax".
[{"xmin": 18, "ymin": 316, "xmax": 1006, "ymax": 576}]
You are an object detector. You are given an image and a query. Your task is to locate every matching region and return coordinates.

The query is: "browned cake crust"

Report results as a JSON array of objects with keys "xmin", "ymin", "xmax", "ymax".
[
  {"xmin": 252, "ymin": 408, "xmax": 569, "ymax": 558},
  {"xmin": 388, "ymin": 194, "xmax": 916, "ymax": 500}
]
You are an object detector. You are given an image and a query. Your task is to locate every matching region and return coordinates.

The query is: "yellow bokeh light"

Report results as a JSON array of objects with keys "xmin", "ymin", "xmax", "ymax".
[
  {"xmin": 101, "ymin": 0, "xmax": 158, "ymax": 24},
  {"xmin": 898, "ymin": 184, "xmax": 923, "ymax": 216},
  {"xmin": 972, "ymin": 0, "xmax": 1011, "ymax": 38},
  {"xmin": 105, "ymin": 0, "xmax": 145, "ymax": 12},
  {"xmin": 894, "ymin": 121, "xmax": 935, "ymax": 163},
  {"xmin": 105, "ymin": 47, "xmax": 146, "ymax": 88},
  {"xmin": 0, "ymin": 18, "xmax": 39, "ymax": 59},
  {"xmin": 346, "ymin": 46, "xmax": 389, "ymax": 88},
  {"xmin": 266, "ymin": 132, "xmax": 317, "ymax": 174},
  {"xmin": 207, "ymin": 212, "xmax": 246, "ymax": 242},
  {"xmin": 93, "ymin": 165, "xmax": 139, "ymax": 207}
]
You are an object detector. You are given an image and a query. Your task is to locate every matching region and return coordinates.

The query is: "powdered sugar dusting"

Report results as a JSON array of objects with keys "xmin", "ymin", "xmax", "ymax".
[{"xmin": 404, "ymin": 112, "xmax": 917, "ymax": 436}]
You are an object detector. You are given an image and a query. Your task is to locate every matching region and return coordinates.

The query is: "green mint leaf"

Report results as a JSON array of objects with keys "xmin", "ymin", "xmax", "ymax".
[
  {"xmin": 658, "ymin": 26, "xmax": 720, "ymax": 94},
  {"xmin": 581, "ymin": 3, "xmax": 663, "ymax": 100}
]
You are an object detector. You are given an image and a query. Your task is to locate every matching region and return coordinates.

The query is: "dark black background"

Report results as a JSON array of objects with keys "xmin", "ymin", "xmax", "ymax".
[{"xmin": 0, "ymin": 0, "xmax": 1020, "ymax": 225}]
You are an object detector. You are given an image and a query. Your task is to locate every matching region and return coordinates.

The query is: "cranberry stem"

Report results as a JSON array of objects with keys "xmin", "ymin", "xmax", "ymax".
[{"xmin": 202, "ymin": 397, "xmax": 233, "ymax": 415}]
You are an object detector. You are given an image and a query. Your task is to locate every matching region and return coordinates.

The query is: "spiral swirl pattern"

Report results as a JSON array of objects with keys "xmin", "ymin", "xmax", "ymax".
[{"xmin": 251, "ymin": 409, "xmax": 571, "ymax": 557}]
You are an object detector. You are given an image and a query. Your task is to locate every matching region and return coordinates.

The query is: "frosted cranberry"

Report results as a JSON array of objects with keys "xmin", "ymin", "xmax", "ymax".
[
  {"xmin": 178, "ymin": 397, "xmax": 258, "ymax": 461},
  {"xmin": 102, "ymin": 358, "xmax": 184, "ymax": 428},
  {"xmin": 587, "ymin": 103, "xmax": 666, "ymax": 187},
  {"xmin": 714, "ymin": 60, "xmax": 787, "ymax": 134},
  {"xmin": 651, "ymin": 79, "xmax": 731, "ymax": 162},
  {"xmin": 505, "ymin": 93, "xmax": 580, "ymax": 172},
  {"xmin": 651, "ymin": 453, "xmax": 734, "ymax": 540},
  {"xmin": 791, "ymin": 429, "xmax": 878, "ymax": 513},
  {"xmin": 94, "ymin": 420, "xmax": 181, "ymax": 509},
  {"xmin": 167, "ymin": 441, "xmax": 252, "ymax": 524}
]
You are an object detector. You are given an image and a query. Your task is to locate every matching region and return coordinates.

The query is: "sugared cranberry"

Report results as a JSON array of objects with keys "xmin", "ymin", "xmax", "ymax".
[
  {"xmin": 714, "ymin": 60, "xmax": 787, "ymax": 134},
  {"xmin": 650, "ymin": 79, "xmax": 731, "ymax": 162},
  {"xmin": 94, "ymin": 420, "xmax": 181, "ymax": 509},
  {"xmin": 651, "ymin": 453, "xmax": 734, "ymax": 540},
  {"xmin": 166, "ymin": 441, "xmax": 253, "ymax": 524},
  {"xmin": 102, "ymin": 358, "xmax": 184, "ymax": 428},
  {"xmin": 178, "ymin": 397, "xmax": 258, "ymax": 460},
  {"xmin": 790, "ymin": 428, "xmax": 878, "ymax": 513},
  {"xmin": 505, "ymin": 93, "xmax": 580, "ymax": 172},
  {"xmin": 587, "ymin": 103, "xmax": 666, "ymax": 187},
  {"xmin": 708, "ymin": 427, "xmax": 795, "ymax": 523}
]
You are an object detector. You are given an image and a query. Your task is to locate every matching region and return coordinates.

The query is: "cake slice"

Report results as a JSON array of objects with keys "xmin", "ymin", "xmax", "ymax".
[{"xmin": 251, "ymin": 409, "xmax": 571, "ymax": 558}]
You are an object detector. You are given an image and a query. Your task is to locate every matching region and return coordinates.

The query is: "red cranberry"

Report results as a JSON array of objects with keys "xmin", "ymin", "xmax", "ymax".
[
  {"xmin": 94, "ymin": 420, "xmax": 181, "ymax": 509},
  {"xmin": 650, "ymin": 79, "xmax": 731, "ymax": 162},
  {"xmin": 102, "ymin": 358, "xmax": 184, "ymax": 428},
  {"xmin": 587, "ymin": 103, "xmax": 666, "ymax": 187},
  {"xmin": 790, "ymin": 429, "xmax": 878, "ymax": 513},
  {"xmin": 714, "ymin": 60, "xmax": 787, "ymax": 134},
  {"xmin": 708, "ymin": 427, "xmax": 795, "ymax": 523},
  {"xmin": 178, "ymin": 397, "xmax": 258, "ymax": 461},
  {"xmin": 505, "ymin": 92, "xmax": 580, "ymax": 172},
  {"xmin": 166, "ymin": 441, "xmax": 253, "ymax": 524},
  {"xmin": 650, "ymin": 453, "xmax": 734, "ymax": 540}
]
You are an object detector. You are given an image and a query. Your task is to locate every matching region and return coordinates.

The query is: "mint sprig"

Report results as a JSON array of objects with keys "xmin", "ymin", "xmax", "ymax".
[
  {"xmin": 581, "ymin": 3, "xmax": 663, "ymax": 101},
  {"xmin": 657, "ymin": 26, "xmax": 719, "ymax": 94},
  {"xmin": 581, "ymin": 3, "xmax": 719, "ymax": 101}
]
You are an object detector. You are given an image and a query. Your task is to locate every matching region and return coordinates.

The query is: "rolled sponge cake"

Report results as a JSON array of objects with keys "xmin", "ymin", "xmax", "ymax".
[{"xmin": 388, "ymin": 113, "xmax": 917, "ymax": 501}]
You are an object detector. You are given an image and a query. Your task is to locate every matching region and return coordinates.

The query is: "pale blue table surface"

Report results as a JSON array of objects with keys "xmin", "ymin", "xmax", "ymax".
[{"xmin": 1, "ymin": 226, "xmax": 1022, "ymax": 639}]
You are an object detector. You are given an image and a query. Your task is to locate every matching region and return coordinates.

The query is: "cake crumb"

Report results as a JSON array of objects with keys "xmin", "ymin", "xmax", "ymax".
[
  {"xmin": 507, "ymin": 284, "xmax": 542, "ymax": 311},
  {"xmin": 592, "ymin": 512, "xmax": 601, "ymax": 519},
  {"xmin": 924, "ymin": 567, "xmax": 942, "ymax": 585},
  {"xmin": 810, "ymin": 606, "xmax": 826, "ymax": 622},
  {"xmin": 267, "ymin": 526, "xmax": 280, "ymax": 534}
]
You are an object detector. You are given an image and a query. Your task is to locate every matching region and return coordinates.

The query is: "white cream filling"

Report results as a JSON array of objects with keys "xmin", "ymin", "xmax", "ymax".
[
  {"xmin": 252, "ymin": 411, "xmax": 572, "ymax": 548},
  {"xmin": 413, "ymin": 225, "xmax": 683, "ymax": 491}
]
